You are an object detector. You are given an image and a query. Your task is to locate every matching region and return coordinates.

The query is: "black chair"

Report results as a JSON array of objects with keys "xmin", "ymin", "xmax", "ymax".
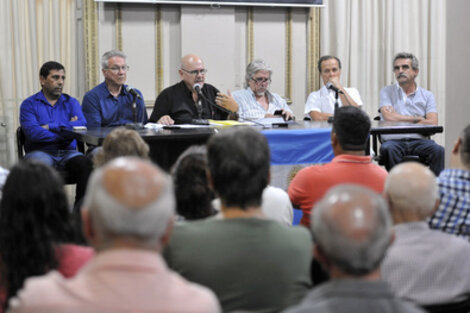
[
  {"xmin": 16, "ymin": 126, "xmax": 77, "ymax": 184},
  {"xmin": 372, "ymin": 116, "xmax": 429, "ymax": 167},
  {"xmin": 422, "ymin": 297, "xmax": 470, "ymax": 313}
]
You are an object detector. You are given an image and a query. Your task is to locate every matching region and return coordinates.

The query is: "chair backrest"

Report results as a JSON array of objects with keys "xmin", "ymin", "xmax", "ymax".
[
  {"xmin": 16, "ymin": 126, "xmax": 78, "ymax": 185},
  {"xmin": 16, "ymin": 126, "xmax": 25, "ymax": 160}
]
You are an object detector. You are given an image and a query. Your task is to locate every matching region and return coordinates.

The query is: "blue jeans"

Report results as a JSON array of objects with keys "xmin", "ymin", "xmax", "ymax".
[
  {"xmin": 380, "ymin": 138, "xmax": 445, "ymax": 176},
  {"xmin": 24, "ymin": 150, "xmax": 83, "ymax": 170}
]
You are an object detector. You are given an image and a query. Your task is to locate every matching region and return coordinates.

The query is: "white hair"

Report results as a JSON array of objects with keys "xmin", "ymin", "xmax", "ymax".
[
  {"xmin": 83, "ymin": 159, "xmax": 175, "ymax": 247},
  {"xmin": 244, "ymin": 59, "xmax": 272, "ymax": 88},
  {"xmin": 384, "ymin": 162, "xmax": 438, "ymax": 218},
  {"xmin": 101, "ymin": 50, "xmax": 127, "ymax": 69},
  {"xmin": 312, "ymin": 184, "xmax": 392, "ymax": 276}
]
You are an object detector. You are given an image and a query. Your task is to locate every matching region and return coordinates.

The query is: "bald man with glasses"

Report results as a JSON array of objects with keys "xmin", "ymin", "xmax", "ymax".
[{"xmin": 149, "ymin": 54, "xmax": 238, "ymax": 125}]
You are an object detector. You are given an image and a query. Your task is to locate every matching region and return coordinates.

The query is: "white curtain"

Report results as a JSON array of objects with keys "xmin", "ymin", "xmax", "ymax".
[
  {"xmin": 0, "ymin": 0, "xmax": 77, "ymax": 167},
  {"xmin": 320, "ymin": 0, "xmax": 446, "ymax": 146}
]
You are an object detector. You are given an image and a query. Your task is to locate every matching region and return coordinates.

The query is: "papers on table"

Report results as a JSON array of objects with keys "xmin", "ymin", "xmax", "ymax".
[
  {"xmin": 144, "ymin": 123, "xmax": 211, "ymax": 130},
  {"xmin": 144, "ymin": 118, "xmax": 290, "ymax": 130}
]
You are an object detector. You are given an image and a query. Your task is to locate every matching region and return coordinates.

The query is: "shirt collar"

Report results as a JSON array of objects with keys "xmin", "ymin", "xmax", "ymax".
[
  {"xmin": 83, "ymin": 248, "xmax": 167, "ymax": 274},
  {"xmin": 320, "ymin": 85, "xmax": 331, "ymax": 96},
  {"xmin": 34, "ymin": 90, "xmax": 65, "ymax": 107},
  {"xmin": 395, "ymin": 82, "xmax": 419, "ymax": 97},
  {"xmin": 332, "ymin": 154, "xmax": 373, "ymax": 164},
  {"xmin": 104, "ymin": 82, "xmax": 127, "ymax": 98},
  {"xmin": 439, "ymin": 168, "xmax": 470, "ymax": 180},
  {"xmin": 247, "ymin": 87, "xmax": 274, "ymax": 103}
]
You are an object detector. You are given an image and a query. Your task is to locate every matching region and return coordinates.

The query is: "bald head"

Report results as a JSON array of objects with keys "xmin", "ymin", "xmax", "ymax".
[
  {"xmin": 312, "ymin": 184, "xmax": 392, "ymax": 276},
  {"xmin": 181, "ymin": 54, "xmax": 203, "ymax": 69},
  {"xmin": 179, "ymin": 54, "xmax": 206, "ymax": 90},
  {"xmin": 384, "ymin": 162, "xmax": 438, "ymax": 221},
  {"xmin": 102, "ymin": 158, "xmax": 164, "ymax": 207},
  {"xmin": 83, "ymin": 157, "xmax": 175, "ymax": 248}
]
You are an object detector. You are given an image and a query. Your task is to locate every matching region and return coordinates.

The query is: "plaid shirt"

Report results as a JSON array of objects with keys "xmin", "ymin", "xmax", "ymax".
[{"xmin": 428, "ymin": 168, "xmax": 470, "ymax": 240}]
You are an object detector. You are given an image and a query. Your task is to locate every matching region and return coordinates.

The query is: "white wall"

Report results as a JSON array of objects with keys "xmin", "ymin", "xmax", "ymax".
[
  {"xmin": 92, "ymin": 2, "xmax": 312, "ymax": 118},
  {"xmin": 445, "ymin": 0, "xmax": 470, "ymax": 164}
]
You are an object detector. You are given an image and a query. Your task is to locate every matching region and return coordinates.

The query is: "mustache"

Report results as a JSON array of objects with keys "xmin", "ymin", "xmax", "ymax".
[{"xmin": 398, "ymin": 73, "xmax": 407, "ymax": 78}]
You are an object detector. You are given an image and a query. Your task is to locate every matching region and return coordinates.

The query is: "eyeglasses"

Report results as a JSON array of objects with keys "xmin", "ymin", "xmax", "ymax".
[
  {"xmin": 251, "ymin": 77, "xmax": 271, "ymax": 85},
  {"xmin": 393, "ymin": 64, "xmax": 411, "ymax": 71},
  {"xmin": 181, "ymin": 68, "xmax": 208, "ymax": 76},
  {"xmin": 106, "ymin": 65, "xmax": 130, "ymax": 73}
]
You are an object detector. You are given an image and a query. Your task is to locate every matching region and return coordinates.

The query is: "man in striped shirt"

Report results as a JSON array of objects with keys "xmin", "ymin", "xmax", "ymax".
[
  {"xmin": 232, "ymin": 59, "xmax": 295, "ymax": 121},
  {"xmin": 429, "ymin": 124, "xmax": 470, "ymax": 240},
  {"xmin": 382, "ymin": 162, "xmax": 470, "ymax": 306}
]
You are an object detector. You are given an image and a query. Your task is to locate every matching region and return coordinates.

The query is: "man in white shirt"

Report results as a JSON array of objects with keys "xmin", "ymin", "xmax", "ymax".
[{"xmin": 305, "ymin": 55, "xmax": 363, "ymax": 121}]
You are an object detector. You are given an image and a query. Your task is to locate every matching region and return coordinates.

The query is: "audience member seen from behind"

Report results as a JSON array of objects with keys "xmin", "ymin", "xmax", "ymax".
[
  {"xmin": 93, "ymin": 127, "xmax": 149, "ymax": 168},
  {"xmin": 171, "ymin": 145, "xmax": 217, "ymax": 220},
  {"xmin": 164, "ymin": 127, "xmax": 312, "ymax": 313},
  {"xmin": 284, "ymin": 185, "xmax": 426, "ymax": 313},
  {"xmin": 289, "ymin": 106, "xmax": 388, "ymax": 227},
  {"xmin": 429, "ymin": 124, "xmax": 470, "ymax": 240},
  {"xmin": 8, "ymin": 157, "xmax": 220, "ymax": 313},
  {"xmin": 173, "ymin": 145, "xmax": 293, "ymax": 225},
  {"xmin": 0, "ymin": 161, "xmax": 93, "ymax": 312},
  {"xmin": 381, "ymin": 162, "xmax": 470, "ymax": 306}
]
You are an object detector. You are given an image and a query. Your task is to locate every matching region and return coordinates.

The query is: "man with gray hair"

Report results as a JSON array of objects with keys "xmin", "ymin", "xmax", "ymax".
[
  {"xmin": 232, "ymin": 58, "xmax": 295, "ymax": 120},
  {"xmin": 381, "ymin": 162, "xmax": 470, "ymax": 307},
  {"xmin": 82, "ymin": 50, "xmax": 148, "ymax": 128},
  {"xmin": 8, "ymin": 157, "xmax": 221, "ymax": 313},
  {"xmin": 429, "ymin": 124, "xmax": 470, "ymax": 240},
  {"xmin": 379, "ymin": 52, "xmax": 444, "ymax": 176},
  {"xmin": 284, "ymin": 184, "xmax": 425, "ymax": 313}
]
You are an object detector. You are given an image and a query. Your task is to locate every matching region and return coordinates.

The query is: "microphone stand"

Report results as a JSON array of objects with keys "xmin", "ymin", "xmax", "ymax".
[
  {"xmin": 196, "ymin": 97, "xmax": 203, "ymax": 119},
  {"xmin": 327, "ymin": 88, "xmax": 340, "ymax": 124},
  {"xmin": 191, "ymin": 90, "xmax": 238, "ymax": 125},
  {"xmin": 125, "ymin": 95, "xmax": 144, "ymax": 130}
]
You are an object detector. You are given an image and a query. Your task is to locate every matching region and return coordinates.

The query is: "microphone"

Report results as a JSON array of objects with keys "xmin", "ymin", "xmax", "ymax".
[
  {"xmin": 326, "ymin": 82, "xmax": 343, "ymax": 94},
  {"xmin": 193, "ymin": 83, "xmax": 203, "ymax": 95},
  {"xmin": 126, "ymin": 86, "xmax": 142, "ymax": 100},
  {"xmin": 192, "ymin": 83, "xmax": 204, "ymax": 119},
  {"xmin": 194, "ymin": 86, "xmax": 234, "ymax": 116}
]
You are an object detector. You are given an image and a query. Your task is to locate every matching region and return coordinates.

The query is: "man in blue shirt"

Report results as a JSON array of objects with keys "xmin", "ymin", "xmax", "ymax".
[
  {"xmin": 82, "ymin": 50, "xmax": 147, "ymax": 128},
  {"xmin": 20, "ymin": 61, "xmax": 91, "ymax": 207},
  {"xmin": 379, "ymin": 52, "xmax": 444, "ymax": 176}
]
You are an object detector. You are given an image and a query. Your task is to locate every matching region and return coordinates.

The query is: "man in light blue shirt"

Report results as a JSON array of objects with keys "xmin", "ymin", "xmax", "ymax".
[
  {"xmin": 232, "ymin": 59, "xmax": 294, "ymax": 120},
  {"xmin": 379, "ymin": 52, "xmax": 444, "ymax": 176}
]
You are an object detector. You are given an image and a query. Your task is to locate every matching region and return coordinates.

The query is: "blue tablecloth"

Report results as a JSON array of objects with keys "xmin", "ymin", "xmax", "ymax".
[{"xmin": 262, "ymin": 127, "xmax": 334, "ymax": 165}]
